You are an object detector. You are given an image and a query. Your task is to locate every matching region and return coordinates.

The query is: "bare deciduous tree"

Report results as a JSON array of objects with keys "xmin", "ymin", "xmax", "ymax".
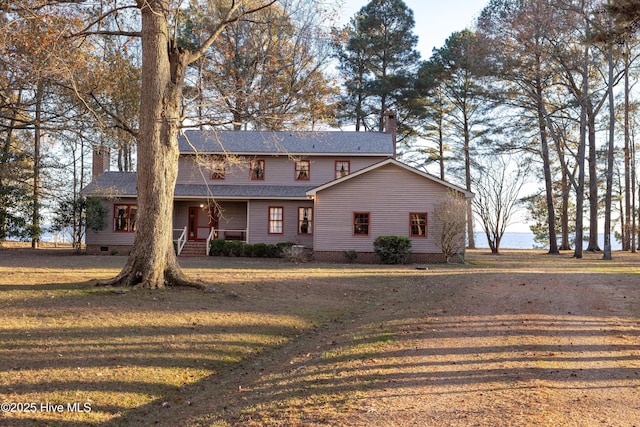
[
  {"xmin": 472, "ymin": 156, "xmax": 527, "ymax": 255},
  {"xmin": 432, "ymin": 190, "xmax": 468, "ymax": 263}
]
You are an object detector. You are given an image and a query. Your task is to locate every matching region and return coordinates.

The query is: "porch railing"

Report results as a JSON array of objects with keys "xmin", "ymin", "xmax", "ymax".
[
  {"xmin": 205, "ymin": 228, "xmax": 248, "ymax": 255},
  {"xmin": 205, "ymin": 228, "xmax": 215, "ymax": 256},
  {"xmin": 174, "ymin": 226, "xmax": 187, "ymax": 256},
  {"xmin": 216, "ymin": 229, "xmax": 247, "ymax": 242}
]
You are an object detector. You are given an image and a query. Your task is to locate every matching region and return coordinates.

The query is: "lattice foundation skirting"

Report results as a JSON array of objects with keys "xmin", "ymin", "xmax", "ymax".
[{"xmin": 312, "ymin": 251, "xmax": 465, "ymax": 264}]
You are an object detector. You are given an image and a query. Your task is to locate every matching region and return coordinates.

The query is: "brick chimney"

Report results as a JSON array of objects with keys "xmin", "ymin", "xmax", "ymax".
[
  {"xmin": 92, "ymin": 145, "xmax": 110, "ymax": 179},
  {"xmin": 384, "ymin": 110, "xmax": 397, "ymax": 158}
]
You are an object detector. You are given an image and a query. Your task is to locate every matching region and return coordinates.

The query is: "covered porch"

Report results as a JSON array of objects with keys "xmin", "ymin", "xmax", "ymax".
[{"xmin": 173, "ymin": 200, "xmax": 248, "ymax": 256}]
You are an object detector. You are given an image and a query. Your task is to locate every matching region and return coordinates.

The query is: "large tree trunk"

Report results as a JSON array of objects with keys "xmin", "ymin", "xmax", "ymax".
[
  {"xmin": 603, "ymin": 42, "xmax": 615, "ymax": 260},
  {"xmin": 574, "ymin": 40, "xmax": 590, "ymax": 260},
  {"xmin": 31, "ymin": 82, "xmax": 44, "ymax": 249},
  {"xmin": 560, "ymin": 170, "xmax": 571, "ymax": 250},
  {"xmin": 535, "ymin": 76, "xmax": 558, "ymax": 255},
  {"xmin": 623, "ymin": 43, "xmax": 631, "ymax": 251},
  {"xmin": 586, "ymin": 102, "xmax": 601, "ymax": 252},
  {"xmin": 100, "ymin": 0, "xmax": 199, "ymax": 289},
  {"xmin": 464, "ymin": 120, "xmax": 475, "ymax": 249}
]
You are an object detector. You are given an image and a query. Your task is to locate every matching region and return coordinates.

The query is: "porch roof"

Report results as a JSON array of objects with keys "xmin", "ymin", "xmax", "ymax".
[
  {"xmin": 174, "ymin": 184, "xmax": 313, "ymax": 200},
  {"xmin": 81, "ymin": 171, "xmax": 312, "ymax": 200},
  {"xmin": 81, "ymin": 172, "xmax": 137, "ymax": 197}
]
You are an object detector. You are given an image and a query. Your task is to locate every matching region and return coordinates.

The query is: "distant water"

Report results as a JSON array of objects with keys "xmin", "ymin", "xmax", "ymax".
[{"xmin": 473, "ymin": 231, "xmax": 622, "ymax": 251}]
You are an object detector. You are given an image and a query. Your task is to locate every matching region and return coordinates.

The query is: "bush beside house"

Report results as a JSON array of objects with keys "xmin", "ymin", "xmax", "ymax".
[
  {"xmin": 373, "ymin": 236, "xmax": 412, "ymax": 264},
  {"xmin": 208, "ymin": 239, "xmax": 295, "ymax": 258}
]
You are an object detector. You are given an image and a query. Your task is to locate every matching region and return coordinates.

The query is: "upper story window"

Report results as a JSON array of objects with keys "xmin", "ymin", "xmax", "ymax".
[
  {"xmin": 298, "ymin": 207, "xmax": 312, "ymax": 234},
  {"xmin": 295, "ymin": 160, "xmax": 310, "ymax": 181},
  {"xmin": 250, "ymin": 159, "xmax": 265, "ymax": 180},
  {"xmin": 114, "ymin": 204, "xmax": 137, "ymax": 232},
  {"xmin": 211, "ymin": 157, "xmax": 225, "ymax": 180},
  {"xmin": 353, "ymin": 212, "xmax": 369, "ymax": 236},
  {"xmin": 410, "ymin": 213, "xmax": 427, "ymax": 237},
  {"xmin": 335, "ymin": 161, "xmax": 350, "ymax": 179}
]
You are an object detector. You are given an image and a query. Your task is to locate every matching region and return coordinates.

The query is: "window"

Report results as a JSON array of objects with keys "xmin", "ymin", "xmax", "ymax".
[
  {"xmin": 269, "ymin": 207, "xmax": 283, "ymax": 234},
  {"xmin": 211, "ymin": 157, "xmax": 225, "ymax": 179},
  {"xmin": 298, "ymin": 207, "xmax": 313, "ymax": 234},
  {"xmin": 114, "ymin": 204, "xmax": 137, "ymax": 232},
  {"xmin": 353, "ymin": 212, "xmax": 369, "ymax": 236},
  {"xmin": 250, "ymin": 159, "xmax": 265, "ymax": 180},
  {"xmin": 335, "ymin": 161, "xmax": 350, "ymax": 179},
  {"xmin": 410, "ymin": 213, "xmax": 427, "ymax": 237},
  {"xmin": 295, "ymin": 160, "xmax": 310, "ymax": 181}
]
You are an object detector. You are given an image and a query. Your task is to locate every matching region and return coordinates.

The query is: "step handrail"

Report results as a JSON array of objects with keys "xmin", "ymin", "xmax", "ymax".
[
  {"xmin": 205, "ymin": 228, "xmax": 215, "ymax": 256},
  {"xmin": 175, "ymin": 226, "xmax": 187, "ymax": 255}
]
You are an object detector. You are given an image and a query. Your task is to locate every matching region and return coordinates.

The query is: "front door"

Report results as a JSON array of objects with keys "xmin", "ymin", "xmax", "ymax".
[
  {"xmin": 189, "ymin": 206, "xmax": 219, "ymax": 241},
  {"xmin": 188, "ymin": 206, "xmax": 199, "ymax": 241}
]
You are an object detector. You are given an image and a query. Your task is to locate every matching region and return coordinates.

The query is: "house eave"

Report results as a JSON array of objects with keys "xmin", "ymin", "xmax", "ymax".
[
  {"xmin": 179, "ymin": 151, "xmax": 393, "ymax": 157},
  {"xmin": 306, "ymin": 158, "xmax": 474, "ymax": 199}
]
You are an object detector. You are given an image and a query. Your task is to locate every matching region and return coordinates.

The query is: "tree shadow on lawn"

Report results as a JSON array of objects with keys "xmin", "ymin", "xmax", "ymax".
[
  {"xmin": 0, "ymin": 268, "xmax": 398, "ymax": 427},
  {"xmin": 144, "ymin": 270, "xmax": 640, "ymax": 427},
  {"xmin": 2, "ymin": 261, "xmax": 640, "ymax": 426}
]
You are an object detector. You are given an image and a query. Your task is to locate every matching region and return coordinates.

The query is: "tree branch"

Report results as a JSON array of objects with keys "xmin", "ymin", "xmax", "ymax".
[
  {"xmin": 71, "ymin": 4, "xmax": 141, "ymax": 38},
  {"xmin": 186, "ymin": 0, "xmax": 278, "ymax": 65}
]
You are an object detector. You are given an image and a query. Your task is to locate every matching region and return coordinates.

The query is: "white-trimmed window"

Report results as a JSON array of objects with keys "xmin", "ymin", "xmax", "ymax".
[{"xmin": 269, "ymin": 207, "xmax": 283, "ymax": 234}]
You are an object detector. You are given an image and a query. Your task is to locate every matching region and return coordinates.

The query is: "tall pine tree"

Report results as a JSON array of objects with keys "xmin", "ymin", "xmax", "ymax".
[{"xmin": 333, "ymin": 0, "xmax": 422, "ymax": 137}]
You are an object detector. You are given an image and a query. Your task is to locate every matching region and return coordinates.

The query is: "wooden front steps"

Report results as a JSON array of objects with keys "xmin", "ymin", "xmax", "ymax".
[{"xmin": 179, "ymin": 241, "xmax": 208, "ymax": 257}]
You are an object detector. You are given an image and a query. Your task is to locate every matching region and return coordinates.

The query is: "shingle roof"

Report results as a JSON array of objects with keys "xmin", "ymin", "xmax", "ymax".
[
  {"xmin": 81, "ymin": 172, "xmax": 137, "ymax": 197},
  {"xmin": 82, "ymin": 172, "xmax": 311, "ymax": 199},
  {"xmin": 174, "ymin": 184, "xmax": 312, "ymax": 199},
  {"xmin": 178, "ymin": 129, "xmax": 394, "ymax": 156}
]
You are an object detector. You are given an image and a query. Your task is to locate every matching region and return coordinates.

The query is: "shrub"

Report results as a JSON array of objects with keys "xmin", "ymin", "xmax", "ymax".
[
  {"xmin": 224, "ymin": 240, "xmax": 244, "ymax": 256},
  {"xmin": 220, "ymin": 241, "xmax": 232, "ymax": 256},
  {"xmin": 265, "ymin": 244, "xmax": 278, "ymax": 258},
  {"xmin": 253, "ymin": 243, "xmax": 267, "ymax": 257},
  {"xmin": 209, "ymin": 239, "xmax": 225, "ymax": 256},
  {"xmin": 243, "ymin": 243, "xmax": 254, "ymax": 257},
  {"xmin": 373, "ymin": 235, "xmax": 412, "ymax": 264}
]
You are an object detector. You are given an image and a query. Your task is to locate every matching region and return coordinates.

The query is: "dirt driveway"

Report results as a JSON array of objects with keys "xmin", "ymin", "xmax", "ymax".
[{"xmin": 177, "ymin": 250, "xmax": 640, "ymax": 427}]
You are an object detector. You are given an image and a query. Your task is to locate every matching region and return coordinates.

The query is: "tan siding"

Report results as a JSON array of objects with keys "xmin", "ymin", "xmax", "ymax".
[
  {"xmin": 248, "ymin": 200, "xmax": 314, "ymax": 247},
  {"xmin": 313, "ymin": 164, "xmax": 451, "ymax": 253},
  {"xmin": 177, "ymin": 155, "xmax": 389, "ymax": 186},
  {"xmin": 217, "ymin": 202, "xmax": 248, "ymax": 235},
  {"xmin": 85, "ymin": 199, "xmax": 136, "ymax": 246}
]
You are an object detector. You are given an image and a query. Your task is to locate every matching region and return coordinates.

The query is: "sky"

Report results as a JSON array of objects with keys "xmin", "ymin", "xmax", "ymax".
[
  {"xmin": 338, "ymin": 0, "xmax": 490, "ymax": 60},
  {"xmin": 337, "ymin": 1, "xmax": 536, "ymax": 234}
]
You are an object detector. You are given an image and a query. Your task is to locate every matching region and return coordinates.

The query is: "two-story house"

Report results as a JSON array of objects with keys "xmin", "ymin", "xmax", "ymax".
[{"xmin": 83, "ymin": 116, "xmax": 472, "ymax": 262}]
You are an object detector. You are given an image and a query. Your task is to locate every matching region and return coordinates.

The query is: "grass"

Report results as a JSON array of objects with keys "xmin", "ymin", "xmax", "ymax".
[
  {"xmin": 1, "ymin": 246, "xmax": 639, "ymax": 426},
  {"xmin": 0, "ymin": 247, "xmax": 440, "ymax": 426}
]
